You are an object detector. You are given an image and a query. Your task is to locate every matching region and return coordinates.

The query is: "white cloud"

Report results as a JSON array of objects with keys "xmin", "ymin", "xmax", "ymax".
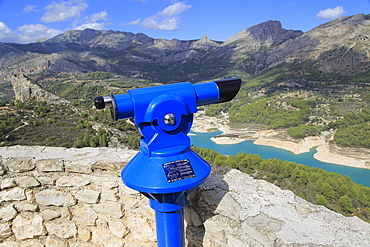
[
  {"xmin": 0, "ymin": 22, "xmax": 12, "ymax": 40},
  {"xmin": 73, "ymin": 10, "xmax": 110, "ymax": 31},
  {"xmin": 0, "ymin": 1, "xmax": 112, "ymax": 43},
  {"xmin": 23, "ymin": 5, "xmax": 38, "ymax": 13},
  {"xmin": 142, "ymin": 16, "xmax": 180, "ymax": 31},
  {"xmin": 141, "ymin": 2, "xmax": 191, "ymax": 31},
  {"xmin": 74, "ymin": 22, "xmax": 111, "ymax": 31},
  {"xmin": 124, "ymin": 18, "xmax": 141, "ymax": 26},
  {"xmin": 17, "ymin": 24, "xmax": 63, "ymax": 43},
  {"xmin": 41, "ymin": 0, "xmax": 88, "ymax": 23},
  {"xmin": 159, "ymin": 2, "xmax": 191, "ymax": 17},
  {"xmin": 88, "ymin": 11, "xmax": 108, "ymax": 23},
  {"xmin": 316, "ymin": 6, "xmax": 346, "ymax": 20},
  {"xmin": 0, "ymin": 22, "xmax": 63, "ymax": 44}
]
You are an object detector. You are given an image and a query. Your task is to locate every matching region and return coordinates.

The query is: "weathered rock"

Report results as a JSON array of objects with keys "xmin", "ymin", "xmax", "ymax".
[
  {"xmin": 14, "ymin": 201, "xmax": 38, "ymax": 211},
  {"xmin": 108, "ymin": 220, "xmax": 128, "ymax": 238},
  {"xmin": 37, "ymin": 176, "xmax": 55, "ymax": 185},
  {"xmin": 225, "ymin": 234, "xmax": 249, "ymax": 247},
  {"xmin": 75, "ymin": 189, "xmax": 100, "ymax": 204},
  {"xmin": 12, "ymin": 215, "xmax": 46, "ymax": 240},
  {"xmin": 45, "ymin": 222, "xmax": 77, "ymax": 239},
  {"xmin": 124, "ymin": 214, "xmax": 156, "ymax": 243},
  {"xmin": 0, "ymin": 204, "xmax": 17, "ymax": 221},
  {"xmin": 15, "ymin": 176, "xmax": 40, "ymax": 188},
  {"xmin": 0, "ymin": 163, "xmax": 5, "ymax": 176},
  {"xmin": 40, "ymin": 208, "xmax": 61, "ymax": 221},
  {"xmin": 93, "ymin": 203, "xmax": 123, "ymax": 219},
  {"xmin": 100, "ymin": 191, "xmax": 119, "ymax": 202},
  {"xmin": 19, "ymin": 239, "xmax": 45, "ymax": 247},
  {"xmin": 0, "ymin": 223, "xmax": 12, "ymax": 241},
  {"xmin": 36, "ymin": 159, "xmax": 64, "ymax": 172},
  {"xmin": 214, "ymin": 192, "xmax": 242, "ymax": 221},
  {"xmin": 93, "ymin": 160, "xmax": 127, "ymax": 171},
  {"xmin": 184, "ymin": 204, "xmax": 203, "ymax": 227},
  {"xmin": 91, "ymin": 226, "xmax": 125, "ymax": 247},
  {"xmin": 0, "ymin": 241, "xmax": 18, "ymax": 247},
  {"xmin": 0, "ymin": 188, "xmax": 26, "ymax": 202},
  {"xmin": 77, "ymin": 227, "xmax": 92, "ymax": 242},
  {"xmin": 203, "ymin": 215, "xmax": 229, "ymax": 245},
  {"xmin": 4, "ymin": 158, "xmax": 35, "ymax": 172},
  {"xmin": 60, "ymin": 207, "xmax": 72, "ymax": 221},
  {"xmin": 1, "ymin": 178, "xmax": 16, "ymax": 189},
  {"xmin": 65, "ymin": 159, "xmax": 93, "ymax": 174},
  {"xmin": 56, "ymin": 176, "xmax": 90, "ymax": 187},
  {"xmin": 71, "ymin": 205, "xmax": 98, "ymax": 226},
  {"xmin": 35, "ymin": 189, "xmax": 76, "ymax": 206},
  {"xmin": 88, "ymin": 175, "xmax": 119, "ymax": 190},
  {"xmin": 46, "ymin": 235, "xmax": 69, "ymax": 247}
]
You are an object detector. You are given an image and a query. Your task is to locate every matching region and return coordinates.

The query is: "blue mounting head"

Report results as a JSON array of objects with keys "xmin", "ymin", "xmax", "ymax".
[{"xmin": 94, "ymin": 78, "xmax": 241, "ymax": 203}]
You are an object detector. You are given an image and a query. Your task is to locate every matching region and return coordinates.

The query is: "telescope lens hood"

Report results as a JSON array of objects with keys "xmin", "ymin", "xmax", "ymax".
[{"xmin": 215, "ymin": 78, "xmax": 242, "ymax": 103}]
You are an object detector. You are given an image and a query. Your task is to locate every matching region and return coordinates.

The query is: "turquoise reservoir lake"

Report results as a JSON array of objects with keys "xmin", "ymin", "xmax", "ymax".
[{"xmin": 189, "ymin": 130, "xmax": 370, "ymax": 187}]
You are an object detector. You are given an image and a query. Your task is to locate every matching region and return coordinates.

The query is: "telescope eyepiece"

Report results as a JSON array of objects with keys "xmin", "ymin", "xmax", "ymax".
[
  {"xmin": 94, "ymin": 96, "xmax": 114, "ymax": 109},
  {"xmin": 94, "ymin": 96, "xmax": 105, "ymax": 109}
]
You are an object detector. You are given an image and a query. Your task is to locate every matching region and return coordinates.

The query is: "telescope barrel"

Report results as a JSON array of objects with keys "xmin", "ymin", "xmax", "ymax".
[{"xmin": 94, "ymin": 78, "xmax": 241, "ymax": 121}]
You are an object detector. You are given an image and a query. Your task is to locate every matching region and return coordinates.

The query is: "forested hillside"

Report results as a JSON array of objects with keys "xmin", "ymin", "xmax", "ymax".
[{"xmin": 205, "ymin": 70, "xmax": 370, "ymax": 149}]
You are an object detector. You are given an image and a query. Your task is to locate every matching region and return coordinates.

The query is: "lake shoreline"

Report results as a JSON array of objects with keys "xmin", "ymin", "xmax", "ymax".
[{"xmin": 192, "ymin": 112, "xmax": 370, "ymax": 170}]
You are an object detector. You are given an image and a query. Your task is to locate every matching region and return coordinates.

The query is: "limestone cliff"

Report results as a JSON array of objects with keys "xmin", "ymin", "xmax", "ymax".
[
  {"xmin": 10, "ymin": 74, "xmax": 70, "ymax": 104},
  {"xmin": 0, "ymin": 146, "xmax": 369, "ymax": 246}
]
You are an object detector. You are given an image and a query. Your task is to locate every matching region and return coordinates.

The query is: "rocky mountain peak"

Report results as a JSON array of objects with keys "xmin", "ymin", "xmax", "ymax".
[
  {"xmin": 224, "ymin": 20, "xmax": 303, "ymax": 46},
  {"xmin": 223, "ymin": 20, "xmax": 303, "ymax": 56},
  {"xmin": 46, "ymin": 29, "xmax": 100, "ymax": 44},
  {"xmin": 1, "ymin": 14, "xmax": 370, "ymax": 84},
  {"xmin": 243, "ymin": 13, "xmax": 370, "ymax": 76},
  {"xmin": 191, "ymin": 35, "xmax": 221, "ymax": 49},
  {"xmin": 316, "ymin": 13, "xmax": 368, "ymax": 31}
]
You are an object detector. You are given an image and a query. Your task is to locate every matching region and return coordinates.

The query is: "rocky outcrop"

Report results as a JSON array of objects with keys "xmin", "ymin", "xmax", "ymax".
[
  {"xmin": 0, "ymin": 145, "xmax": 369, "ymax": 246},
  {"xmin": 10, "ymin": 74, "xmax": 70, "ymax": 104},
  {"xmin": 223, "ymin": 20, "xmax": 303, "ymax": 56},
  {"xmin": 244, "ymin": 14, "xmax": 370, "ymax": 75}
]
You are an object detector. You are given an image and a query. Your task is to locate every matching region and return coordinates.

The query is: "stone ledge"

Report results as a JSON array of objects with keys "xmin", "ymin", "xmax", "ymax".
[{"xmin": 0, "ymin": 146, "xmax": 369, "ymax": 246}]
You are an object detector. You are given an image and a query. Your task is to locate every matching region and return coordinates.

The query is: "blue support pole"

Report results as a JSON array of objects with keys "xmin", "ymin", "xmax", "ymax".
[
  {"xmin": 144, "ymin": 191, "xmax": 190, "ymax": 246},
  {"xmin": 155, "ymin": 209, "xmax": 185, "ymax": 247}
]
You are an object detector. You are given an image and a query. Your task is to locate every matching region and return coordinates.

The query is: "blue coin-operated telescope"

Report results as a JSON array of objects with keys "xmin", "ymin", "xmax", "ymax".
[{"xmin": 94, "ymin": 78, "xmax": 241, "ymax": 247}]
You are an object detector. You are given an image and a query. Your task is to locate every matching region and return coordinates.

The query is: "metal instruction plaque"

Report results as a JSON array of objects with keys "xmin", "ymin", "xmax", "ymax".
[{"xmin": 162, "ymin": 159, "xmax": 196, "ymax": 183}]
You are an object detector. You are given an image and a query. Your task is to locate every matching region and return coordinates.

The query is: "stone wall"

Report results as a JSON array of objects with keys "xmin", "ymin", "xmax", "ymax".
[{"xmin": 0, "ymin": 146, "xmax": 370, "ymax": 247}]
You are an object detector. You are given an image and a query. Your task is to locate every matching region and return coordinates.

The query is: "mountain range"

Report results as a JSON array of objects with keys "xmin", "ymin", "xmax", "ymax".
[{"xmin": 0, "ymin": 13, "xmax": 370, "ymax": 85}]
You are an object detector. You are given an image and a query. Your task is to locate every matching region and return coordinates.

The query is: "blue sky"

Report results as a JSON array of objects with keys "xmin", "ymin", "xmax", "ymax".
[{"xmin": 0, "ymin": 0, "xmax": 369, "ymax": 44}]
